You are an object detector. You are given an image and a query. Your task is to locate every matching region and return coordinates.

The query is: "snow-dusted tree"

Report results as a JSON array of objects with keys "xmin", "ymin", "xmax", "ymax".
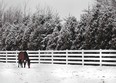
[
  {"xmin": 40, "ymin": 12, "xmax": 62, "ymax": 50},
  {"xmin": 72, "ymin": 14, "xmax": 89, "ymax": 49},
  {"xmin": 0, "ymin": 1, "xmax": 5, "ymax": 28},
  {"xmin": 0, "ymin": 23, "xmax": 27, "ymax": 50},
  {"xmin": 42, "ymin": 25, "xmax": 61, "ymax": 50},
  {"xmin": 55, "ymin": 16, "xmax": 78, "ymax": 50},
  {"xmin": 79, "ymin": 0, "xmax": 116, "ymax": 49},
  {"xmin": 0, "ymin": 23, "xmax": 14, "ymax": 50},
  {"xmin": 23, "ymin": 7, "xmax": 62, "ymax": 50},
  {"xmin": 0, "ymin": 5, "xmax": 29, "ymax": 50},
  {"xmin": 0, "ymin": 4, "xmax": 63, "ymax": 50}
]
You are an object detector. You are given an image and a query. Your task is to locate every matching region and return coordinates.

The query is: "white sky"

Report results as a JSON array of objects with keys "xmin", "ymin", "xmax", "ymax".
[{"xmin": 1, "ymin": 0, "xmax": 95, "ymax": 20}]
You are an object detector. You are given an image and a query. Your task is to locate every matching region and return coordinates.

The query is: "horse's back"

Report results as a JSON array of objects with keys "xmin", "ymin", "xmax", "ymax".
[{"xmin": 18, "ymin": 52, "xmax": 25, "ymax": 60}]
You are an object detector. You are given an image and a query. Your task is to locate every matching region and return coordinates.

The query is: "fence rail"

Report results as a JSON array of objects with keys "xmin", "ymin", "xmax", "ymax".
[{"xmin": 0, "ymin": 50, "xmax": 116, "ymax": 66}]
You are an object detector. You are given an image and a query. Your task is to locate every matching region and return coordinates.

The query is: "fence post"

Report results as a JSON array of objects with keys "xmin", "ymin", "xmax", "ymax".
[
  {"xmin": 82, "ymin": 49, "xmax": 84, "ymax": 66},
  {"xmin": 66, "ymin": 50, "xmax": 68, "ymax": 65},
  {"xmin": 6, "ymin": 51, "xmax": 7, "ymax": 63},
  {"xmin": 38, "ymin": 50, "xmax": 40, "ymax": 64},
  {"xmin": 100, "ymin": 49, "xmax": 102, "ymax": 66},
  {"xmin": 51, "ymin": 50, "xmax": 53, "ymax": 64},
  {"xmin": 16, "ymin": 50, "xmax": 18, "ymax": 63}
]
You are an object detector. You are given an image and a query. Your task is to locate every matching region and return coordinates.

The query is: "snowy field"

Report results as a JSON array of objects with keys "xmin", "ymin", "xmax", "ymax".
[{"xmin": 0, "ymin": 63, "xmax": 116, "ymax": 83}]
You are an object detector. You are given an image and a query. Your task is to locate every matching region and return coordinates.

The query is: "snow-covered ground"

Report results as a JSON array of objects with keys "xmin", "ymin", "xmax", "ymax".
[{"xmin": 0, "ymin": 63, "xmax": 116, "ymax": 83}]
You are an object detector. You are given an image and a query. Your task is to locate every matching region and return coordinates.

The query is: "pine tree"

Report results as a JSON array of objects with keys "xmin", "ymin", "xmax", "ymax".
[{"xmin": 79, "ymin": 0, "xmax": 116, "ymax": 49}]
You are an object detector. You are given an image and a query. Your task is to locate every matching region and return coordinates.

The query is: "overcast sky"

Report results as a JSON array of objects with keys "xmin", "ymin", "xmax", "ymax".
[{"xmin": 1, "ymin": 0, "xmax": 95, "ymax": 20}]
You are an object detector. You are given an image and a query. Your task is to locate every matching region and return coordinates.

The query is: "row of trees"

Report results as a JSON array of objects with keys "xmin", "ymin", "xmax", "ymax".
[{"xmin": 0, "ymin": 0, "xmax": 116, "ymax": 50}]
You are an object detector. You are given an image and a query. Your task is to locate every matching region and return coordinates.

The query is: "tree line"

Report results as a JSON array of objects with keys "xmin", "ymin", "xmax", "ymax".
[{"xmin": 0, "ymin": 0, "xmax": 116, "ymax": 50}]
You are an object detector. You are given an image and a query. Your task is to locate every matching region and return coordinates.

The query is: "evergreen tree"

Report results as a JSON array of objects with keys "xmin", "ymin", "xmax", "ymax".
[
  {"xmin": 56, "ymin": 16, "xmax": 78, "ymax": 50},
  {"xmin": 80, "ymin": 0, "xmax": 116, "ymax": 49}
]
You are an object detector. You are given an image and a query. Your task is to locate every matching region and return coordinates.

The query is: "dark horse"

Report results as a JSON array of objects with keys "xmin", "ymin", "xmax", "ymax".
[{"xmin": 18, "ymin": 51, "xmax": 30, "ymax": 68}]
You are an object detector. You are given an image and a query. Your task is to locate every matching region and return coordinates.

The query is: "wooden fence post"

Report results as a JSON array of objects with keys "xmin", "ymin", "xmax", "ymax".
[
  {"xmin": 100, "ymin": 49, "xmax": 102, "ymax": 66},
  {"xmin": 16, "ymin": 50, "xmax": 18, "ymax": 63},
  {"xmin": 51, "ymin": 50, "xmax": 53, "ymax": 64},
  {"xmin": 82, "ymin": 49, "xmax": 84, "ymax": 66},
  {"xmin": 6, "ymin": 51, "xmax": 7, "ymax": 63},
  {"xmin": 66, "ymin": 50, "xmax": 68, "ymax": 65},
  {"xmin": 38, "ymin": 50, "xmax": 40, "ymax": 64}
]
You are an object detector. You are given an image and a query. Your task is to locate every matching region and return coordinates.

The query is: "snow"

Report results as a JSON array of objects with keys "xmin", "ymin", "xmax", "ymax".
[{"xmin": 0, "ymin": 63, "xmax": 116, "ymax": 83}]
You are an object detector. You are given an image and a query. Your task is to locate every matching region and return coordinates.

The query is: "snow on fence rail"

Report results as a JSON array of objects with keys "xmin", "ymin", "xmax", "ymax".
[{"xmin": 0, "ymin": 50, "xmax": 116, "ymax": 66}]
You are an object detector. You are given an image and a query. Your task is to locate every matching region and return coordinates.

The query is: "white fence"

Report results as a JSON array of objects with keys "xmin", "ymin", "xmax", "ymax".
[{"xmin": 0, "ymin": 50, "xmax": 116, "ymax": 66}]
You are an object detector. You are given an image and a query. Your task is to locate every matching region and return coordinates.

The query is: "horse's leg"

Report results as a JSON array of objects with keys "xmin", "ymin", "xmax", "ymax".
[
  {"xmin": 18, "ymin": 60, "xmax": 22, "ymax": 68},
  {"xmin": 18, "ymin": 62, "xmax": 20, "ymax": 68},
  {"xmin": 28, "ymin": 60, "xmax": 30, "ymax": 68},
  {"xmin": 21, "ymin": 62, "xmax": 23, "ymax": 68},
  {"xmin": 24, "ymin": 60, "xmax": 26, "ymax": 68},
  {"xmin": 18, "ymin": 60, "xmax": 19, "ymax": 68},
  {"xmin": 20, "ymin": 60, "xmax": 24, "ymax": 68}
]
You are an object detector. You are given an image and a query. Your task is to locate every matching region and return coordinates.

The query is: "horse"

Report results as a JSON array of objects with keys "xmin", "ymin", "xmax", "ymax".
[{"xmin": 18, "ymin": 51, "xmax": 30, "ymax": 68}]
